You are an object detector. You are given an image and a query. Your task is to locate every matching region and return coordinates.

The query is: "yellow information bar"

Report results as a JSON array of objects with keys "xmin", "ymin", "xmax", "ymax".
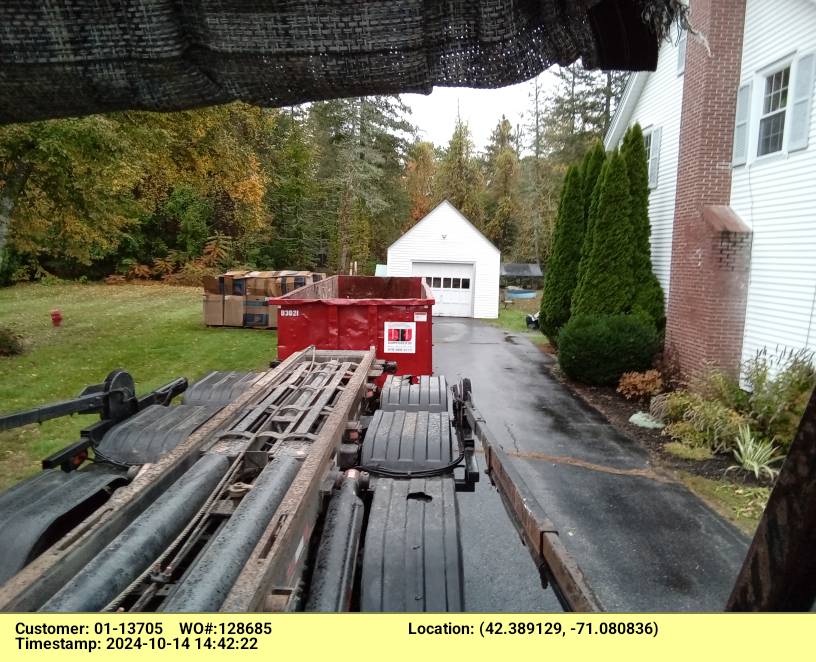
[{"xmin": 2, "ymin": 614, "xmax": 811, "ymax": 661}]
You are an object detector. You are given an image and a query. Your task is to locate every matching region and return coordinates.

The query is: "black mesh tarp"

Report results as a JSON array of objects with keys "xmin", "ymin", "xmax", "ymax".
[{"xmin": 0, "ymin": 1, "xmax": 683, "ymax": 124}]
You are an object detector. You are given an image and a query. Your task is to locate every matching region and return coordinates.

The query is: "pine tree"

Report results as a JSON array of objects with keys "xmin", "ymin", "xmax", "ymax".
[
  {"xmin": 621, "ymin": 124, "xmax": 665, "ymax": 328},
  {"xmin": 247, "ymin": 109, "xmax": 318, "ymax": 268},
  {"xmin": 516, "ymin": 67, "xmax": 624, "ymax": 269},
  {"xmin": 539, "ymin": 165, "xmax": 585, "ymax": 342},
  {"xmin": 435, "ymin": 118, "xmax": 485, "ymax": 226},
  {"xmin": 484, "ymin": 115, "xmax": 514, "ymax": 165},
  {"xmin": 541, "ymin": 64, "xmax": 628, "ymax": 165},
  {"xmin": 571, "ymin": 151, "xmax": 635, "ymax": 317},
  {"xmin": 483, "ymin": 117, "xmax": 521, "ymax": 254},
  {"xmin": 404, "ymin": 141, "xmax": 437, "ymax": 230},
  {"xmin": 518, "ymin": 76, "xmax": 557, "ymax": 265},
  {"xmin": 308, "ymin": 96, "xmax": 413, "ymax": 272}
]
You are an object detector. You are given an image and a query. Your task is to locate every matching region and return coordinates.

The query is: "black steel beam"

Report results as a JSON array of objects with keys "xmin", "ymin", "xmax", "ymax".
[
  {"xmin": 305, "ymin": 472, "xmax": 364, "ymax": 612},
  {"xmin": 160, "ymin": 453, "xmax": 303, "ymax": 612},
  {"xmin": 0, "ymin": 393, "xmax": 106, "ymax": 432},
  {"xmin": 41, "ymin": 454, "xmax": 230, "ymax": 612},
  {"xmin": 463, "ymin": 397, "xmax": 601, "ymax": 612}
]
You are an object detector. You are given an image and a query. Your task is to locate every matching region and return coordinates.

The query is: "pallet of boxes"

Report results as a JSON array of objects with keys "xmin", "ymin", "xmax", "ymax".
[{"xmin": 203, "ymin": 270, "xmax": 325, "ymax": 329}]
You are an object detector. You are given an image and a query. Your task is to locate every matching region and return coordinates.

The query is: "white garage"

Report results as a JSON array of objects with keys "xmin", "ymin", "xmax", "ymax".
[{"xmin": 386, "ymin": 200, "xmax": 500, "ymax": 318}]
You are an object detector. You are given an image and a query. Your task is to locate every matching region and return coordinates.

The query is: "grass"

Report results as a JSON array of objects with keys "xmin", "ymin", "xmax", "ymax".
[
  {"xmin": 663, "ymin": 441, "xmax": 714, "ymax": 461},
  {"xmin": 0, "ymin": 282, "xmax": 277, "ymax": 489},
  {"xmin": 488, "ymin": 292, "xmax": 549, "ymax": 345},
  {"xmin": 677, "ymin": 471, "xmax": 770, "ymax": 534}
]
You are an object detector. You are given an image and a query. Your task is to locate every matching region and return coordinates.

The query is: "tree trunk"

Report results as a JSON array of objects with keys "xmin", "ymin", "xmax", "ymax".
[
  {"xmin": 0, "ymin": 160, "xmax": 32, "ymax": 273},
  {"xmin": 569, "ymin": 66, "xmax": 577, "ymax": 135},
  {"xmin": 602, "ymin": 72, "xmax": 613, "ymax": 136}
]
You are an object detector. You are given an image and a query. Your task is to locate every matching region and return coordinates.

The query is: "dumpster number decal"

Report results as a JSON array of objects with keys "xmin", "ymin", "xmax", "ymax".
[{"xmin": 384, "ymin": 322, "xmax": 416, "ymax": 354}]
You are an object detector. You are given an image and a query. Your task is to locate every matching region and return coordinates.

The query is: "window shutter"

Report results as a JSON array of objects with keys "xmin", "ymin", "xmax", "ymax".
[
  {"xmin": 648, "ymin": 126, "xmax": 662, "ymax": 189},
  {"xmin": 789, "ymin": 52, "xmax": 815, "ymax": 152},
  {"xmin": 732, "ymin": 82, "xmax": 752, "ymax": 166},
  {"xmin": 677, "ymin": 31, "xmax": 687, "ymax": 75}
]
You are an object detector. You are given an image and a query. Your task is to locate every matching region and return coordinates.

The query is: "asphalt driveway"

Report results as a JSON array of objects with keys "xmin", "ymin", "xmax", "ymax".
[{"xmin": 435, "ymin": 317, "xmax": 749, "ymax": 611}]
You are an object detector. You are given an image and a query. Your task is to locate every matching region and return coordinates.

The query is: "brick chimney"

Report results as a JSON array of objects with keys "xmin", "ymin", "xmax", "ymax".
[{"xmin": 665, "ymin": 0, "xmax": 751, "ymax": 379}]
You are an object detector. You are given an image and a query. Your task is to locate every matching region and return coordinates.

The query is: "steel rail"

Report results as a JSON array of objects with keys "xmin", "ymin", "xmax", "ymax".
[
  {"xmin": 0, "ymin": 349, "xmax": 306, "ymax": 611},
  {"xmin": 463, "ymin": 396, "xmax": 602, "ymax": 612},
  {"xmin": 221, "ymin": 348, "xmax": 377, "ymax": 611}
]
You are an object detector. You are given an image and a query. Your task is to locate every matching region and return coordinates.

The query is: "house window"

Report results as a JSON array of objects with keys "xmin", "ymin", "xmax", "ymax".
[{"xmin": 757, "ymin": 66, "xmax": 790, "ymax": 156}]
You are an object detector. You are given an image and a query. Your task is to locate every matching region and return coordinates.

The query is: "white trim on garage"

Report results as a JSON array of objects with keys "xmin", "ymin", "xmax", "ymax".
[
  {"xmin": 386, "ymin": 199, "xmax": 500, "ymax": 319},
  {"xmin": 411, "ymin": 261, "xmax": 475, "ymax": 317}
]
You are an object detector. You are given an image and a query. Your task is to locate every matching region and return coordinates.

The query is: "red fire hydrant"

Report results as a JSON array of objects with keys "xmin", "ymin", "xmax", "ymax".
[{"xmin": 50, "ymin": 309, "xmax": 63, "ymax": 327}]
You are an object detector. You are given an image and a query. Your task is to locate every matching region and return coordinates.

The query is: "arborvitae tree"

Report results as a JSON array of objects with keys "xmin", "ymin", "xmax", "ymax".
[
  {"xmin": 581, "ymin": 141, "xmax": 606, "ymax": 221},
  {"xmin": 571, "ymin": 151, "xmax": 635, "ymax": 316},
  {"xmin": 573, "ymin": 144, "xmax": 607, "ymax": 305},
  {"xmin": 621, "ymin": 123, "xmax": 665, "ymax": 328},
  {"xmin": 539, "ymin": 165, "xmax": 584, "ymax": 342}
]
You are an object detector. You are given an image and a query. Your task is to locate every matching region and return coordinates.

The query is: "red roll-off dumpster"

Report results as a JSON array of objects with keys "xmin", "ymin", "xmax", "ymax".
[{"xmin": 268, "ymin": 276, "xmax": 434, "ymax": 376}]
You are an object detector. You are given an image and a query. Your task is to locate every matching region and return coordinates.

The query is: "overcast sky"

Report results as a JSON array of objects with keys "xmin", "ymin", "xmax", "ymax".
[{"xmin": 402, "ymin": 72, "xmax": 557, "ymax": 154}]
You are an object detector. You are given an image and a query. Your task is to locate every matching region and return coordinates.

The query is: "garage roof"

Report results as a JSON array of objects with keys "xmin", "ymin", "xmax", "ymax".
[
  {"xmin": 389, "ymin": 200, "xmax": 500, "ymax": 255},
  {"xmin": 501, "ymin": 263, "xmax": 543, "ymax": 277},
  {"xmin": 0, "ymin": 1, "xmax": 688, "ymax": 124}
]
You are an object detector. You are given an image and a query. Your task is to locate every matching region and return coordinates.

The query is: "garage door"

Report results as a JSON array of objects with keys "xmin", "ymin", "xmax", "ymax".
[{"xmin": 411, "ymin": 262, "xmax": 474, "ymax": 317}]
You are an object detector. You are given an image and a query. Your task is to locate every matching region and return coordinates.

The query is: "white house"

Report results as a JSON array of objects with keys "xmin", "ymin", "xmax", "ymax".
[
  {"xmin": 386, "ymin": 200, "xmax": 500, "ymax": 318},
  {"xmin": 605, "ymin": 28, "xmax": 686, "ymax": 297},
  {"xmin": 605, "ymin": 0, "xmax": 816, "ymax": 377}
]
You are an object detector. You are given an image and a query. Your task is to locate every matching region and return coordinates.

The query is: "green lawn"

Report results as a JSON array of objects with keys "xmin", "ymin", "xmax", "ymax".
[
  {"xmin": 677, "ymin": 472, "xmax": 769, "ymax": 535},
  {"xmin": 0, "ymin": 282, "xmax": 277, "ymax": 488},
  {"xmin": 488, "ymin": 292, "xmax": 549, "ymax": 344}
]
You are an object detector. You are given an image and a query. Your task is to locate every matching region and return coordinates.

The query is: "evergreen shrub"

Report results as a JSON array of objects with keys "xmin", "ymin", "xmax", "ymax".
[{"xmin": 557, "ymin": 313, "xmax": 659, "ymax": 386}]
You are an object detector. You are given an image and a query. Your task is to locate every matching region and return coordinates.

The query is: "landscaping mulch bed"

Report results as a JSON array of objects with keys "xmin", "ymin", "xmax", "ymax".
[{"xmin": 536, "ymin": 346, "xmax": 762, "ymax": 487}]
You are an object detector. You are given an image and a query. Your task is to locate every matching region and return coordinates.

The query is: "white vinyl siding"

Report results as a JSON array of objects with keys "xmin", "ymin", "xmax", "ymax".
[
  {"xmin": 731, "ymin": 0, "xmax": 816, "ymax": 365},
  {"xmin": 387, "ymin": 201, "xmax": 500, "ymax": 319},
  {"xmin": 605, "ymin": 38, "xmax": 685, "ymax": 297}
]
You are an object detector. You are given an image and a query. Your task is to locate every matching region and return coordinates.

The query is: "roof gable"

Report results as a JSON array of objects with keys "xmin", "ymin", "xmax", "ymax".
[
  {"xmin": 388, "ymin": 200, "xmax": 500, "ymax": 254},
  {"xmin": 605, "ymin": 71, "xmax": 650, "ymax": 149}
]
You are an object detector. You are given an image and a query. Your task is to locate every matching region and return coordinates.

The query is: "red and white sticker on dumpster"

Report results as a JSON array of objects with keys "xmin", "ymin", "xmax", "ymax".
[{"xmin": 384, "ymin": 321, "xmax": 416, "ymax": 354}]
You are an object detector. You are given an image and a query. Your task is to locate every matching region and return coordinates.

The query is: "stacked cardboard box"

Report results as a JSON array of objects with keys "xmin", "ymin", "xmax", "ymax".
[{"xmin": 203, "ymin": 270, "xmax": 324, "ymax": 328}]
